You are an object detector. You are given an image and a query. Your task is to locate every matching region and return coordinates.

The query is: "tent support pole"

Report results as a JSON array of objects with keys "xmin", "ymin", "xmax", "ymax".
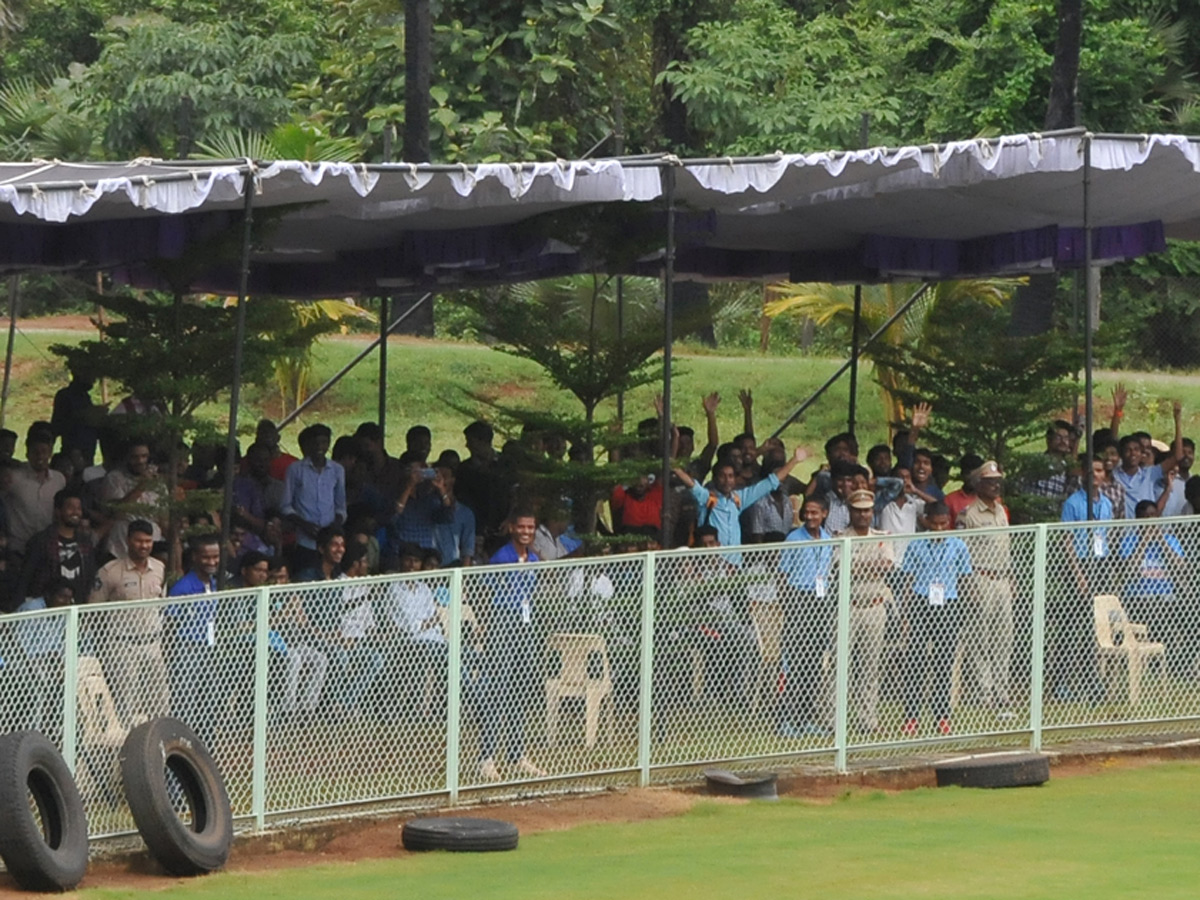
[
  {"xmin": 1083, "ymin": 133, "xmax": 1095, "ymax": 521},
  {"xmin": 279, "ymin": 293, "xmax": 432, "ymax": 430},
  {"xmin": 616, "ymin": 278, "xmax": 625, "ymax": 427},
  {"xmin": 219, "ymin": 169, "xmax": 256, "ymax": 589},
  {"xmin": 660, "ymin": 166, "xmax": 677, "ymax": 549},
  {"xmin": 848, "ymin": 284, "xmax": 862, "ymax": 433},
  {"xmin": 1, "ymin": 276, "xmax": 19, "ymax": 429},
  {"xmin": 378, "ymin": 296, "xmax": 389, "ymax": 440},
  {"xmin": 769, "ymin": 283, "xmax": 932, "ymax": 441}
]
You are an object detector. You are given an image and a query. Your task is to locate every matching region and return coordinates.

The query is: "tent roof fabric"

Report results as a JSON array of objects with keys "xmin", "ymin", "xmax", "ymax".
[{"xmin": 0, "ymin": 129, "xmax": 1197, "ymax": 294}]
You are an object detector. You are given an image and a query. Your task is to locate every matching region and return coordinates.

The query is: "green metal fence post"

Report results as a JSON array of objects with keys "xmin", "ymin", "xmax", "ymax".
[
  {"xmin": 61, "ymin": 605, "xmax": 80, "ymax": 774},
  {"xmin": 637, "ymin": 551, "xmax": 656, "ymax": 787},
  {"xmin": 1029, "ymin": 524, "xmax": 1049, "ymax": 752},
  {"xmin": 252, "ymin": 585, "xmax": 271, "ymax": 830},
  {"xmin": 446, "ymin": 567, "xmax": 464, "ymax": 805},
  {"xmin": 834, "ymin": 537, "xmax": 853, "ymax": 773}
]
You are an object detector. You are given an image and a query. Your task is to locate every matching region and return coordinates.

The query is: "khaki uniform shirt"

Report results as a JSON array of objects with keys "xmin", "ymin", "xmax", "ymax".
[
  {"xmin": 836, "ymin": 527, "xmax": 894, "ymax": 607},
  {"xmin": 89, "ymin": 556, "xmax": 167, "ymax": 639},
  {"xmin": 957, "ymin": 496, "xmax": 1012, "ymax": 574}
]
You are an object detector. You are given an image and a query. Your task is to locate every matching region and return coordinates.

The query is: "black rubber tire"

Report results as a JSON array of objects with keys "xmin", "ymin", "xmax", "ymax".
[
  {"xmin": 703, "ymin": 768, "xmax": 779, "ymax": 800},
  {"xmin": 119, "ymin": 717, "xmax": 232, "ymax": 876},
  {"xmin": 935, "ymin": 753, "xmax": 1051, "ymax": 789},
  {"xmin": 402, "ymin": 817, "xmax": 519, "ymax": 852},
  {"xmin": 0, "ymin": 730, "xmax": 89, "ymax": 892}
]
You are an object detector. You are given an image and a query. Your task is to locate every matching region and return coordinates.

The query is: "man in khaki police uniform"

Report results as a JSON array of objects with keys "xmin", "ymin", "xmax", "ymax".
[
  {"xmin": 88, "ymin": 519, "xmax": 169, "ymax": 726},
  {"xmin": 835, "ymin": 489, "xmax": 894, "ymax": 734},
  {"xmin": 957, "ymin": 461, "xmax": 1015, "ymax": 717}
]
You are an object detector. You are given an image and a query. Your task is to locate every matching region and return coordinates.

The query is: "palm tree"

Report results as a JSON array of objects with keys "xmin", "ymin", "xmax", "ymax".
[{"xmin": 764, "ymin": 279, "xmax": 1022, "ymax": 430}]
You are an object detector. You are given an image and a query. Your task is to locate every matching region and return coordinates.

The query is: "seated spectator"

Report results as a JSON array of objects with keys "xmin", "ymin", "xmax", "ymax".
[
  {"xmin": 267, "ymin": 560, "xmax": 329, "ymax": 719},
  {"xmin": 1118, "ymin": 500, "xmax": 1186, "ymax": 675}
]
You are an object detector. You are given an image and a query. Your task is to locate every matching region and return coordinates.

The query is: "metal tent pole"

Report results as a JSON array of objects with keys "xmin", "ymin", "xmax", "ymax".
[
  {"xmin": 378, "ymin": 295, "xmax": 389, "ymax": 440},
  {"xmin": 218, "ymin": 170, "xmax": 256, "ymax": 588},
  {"xmin": 848, "ymin": 284, "xmax": 862, "ymax": 433},
  {"xmin": 1083, "ymin": 133, "xmax": 1095, "ymax": 520},
  {"xmin": 660, "ymin": 166, "xmax": 677, "ymax": 549},
  {"xmin": 769, "ymin": 283, "xmax": 933, "ymax": 440},
  {"xmin": 0, "ymin": 276, "xmax": 19, "ymax": 429},
  {"xmin": 278, "ymin": 293, "xmax": 432, "ymax": 430}
]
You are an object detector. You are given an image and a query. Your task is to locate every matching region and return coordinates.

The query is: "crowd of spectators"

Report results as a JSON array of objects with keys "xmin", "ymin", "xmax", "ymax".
[{"xmin": 2, "ymin": 373, "xmax": 1197, "ymax": 778}]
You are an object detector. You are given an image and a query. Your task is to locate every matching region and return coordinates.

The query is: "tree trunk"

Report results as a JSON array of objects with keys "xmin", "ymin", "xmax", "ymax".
[
  {"xmin": 404, "ymin": 0, "xmax": 432, "ymax": 163},
  {"xmin": 1044, "ymin": 0, "xmax": 1083, "ymax": 131}
]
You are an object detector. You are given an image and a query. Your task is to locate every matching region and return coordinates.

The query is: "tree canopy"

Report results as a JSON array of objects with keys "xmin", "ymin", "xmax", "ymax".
[{"xmin": 0, "ymin": 0, "xmax": 1197, "ymax": 163}]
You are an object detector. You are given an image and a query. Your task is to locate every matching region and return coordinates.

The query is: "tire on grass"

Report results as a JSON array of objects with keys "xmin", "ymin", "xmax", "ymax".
[
  {"xmin": 0, "ymin": 730, "xmax": 89, "ymax": 892},
  {"xmin": 119, "ymin": 717, "xmax": 232, "ymax": 876},
  {"xmin": 935, "ymin": 753, "xmax": 1051, "ymax": 789},
  {"xmin": 402, "ymin": 817, "xmax": 519, "ymax": 852}
]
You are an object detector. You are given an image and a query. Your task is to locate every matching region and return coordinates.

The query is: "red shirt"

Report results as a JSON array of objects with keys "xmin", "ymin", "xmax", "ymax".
[
  {"xmin": 944, "ymin": 488, "xmax": 974, "ymax": 528},
  {"xmin": 611, "ymin": 481, "xmax": 663, "ymax": 530}
]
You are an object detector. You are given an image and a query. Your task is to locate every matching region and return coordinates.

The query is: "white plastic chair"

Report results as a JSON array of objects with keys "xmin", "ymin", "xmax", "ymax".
[
  {"xmin": 545, "ymin": 633, "xmax": 614, "ymax": 749},
  {"xmin": 1093, "ymin": 594, "xmax": 1165, "ymax": 704}
]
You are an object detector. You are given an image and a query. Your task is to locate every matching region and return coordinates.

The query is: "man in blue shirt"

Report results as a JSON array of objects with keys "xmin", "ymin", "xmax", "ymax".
[
  {"xmin": 281, "ymin": 423, "xmax": 346, "ymax": 573},
  {"xmin": 1119, "ymin": 499, "xmax": 1187, "ymax": 676},
  {"xmin": 775, "ymin": 495, "xmax": 834, "ymax": 737},
  {"xmin": 479, "ymin": 509, "xmax": 544, "ymax": 782},
  {"xmin": 166, "ymin": 534, "xmax": 221, "ymax": 746},
  {"xmin": 673, "ymin": 445, "xmax": 809, "ymax": 551},
  {"xmin": 1111, "ymin": 400, "xmax": 1182, "ymax": 518},
  {"xmin": 432, "ymin": 459, "xmax": 475, "ymax": 566},
  {"xmin": 1051, "ymin": 455, "xmax": 1114, "ymax": 702},
  {"xmin": 899, "ymin": 502, "xmax": 972, "ymax": 736}
]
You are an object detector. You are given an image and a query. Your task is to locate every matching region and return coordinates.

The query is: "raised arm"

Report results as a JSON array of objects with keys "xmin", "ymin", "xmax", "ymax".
[
  {"xmin": 693, "ymin": 392, "xmax": 720, "ymax": 474},
  {"xmin": 1110, "ymin": 382, "xmax": 1127, "ymax": 440},
  {"xmin": 739, "ymin": 388, "xmax": 754, "ymax": 439}
]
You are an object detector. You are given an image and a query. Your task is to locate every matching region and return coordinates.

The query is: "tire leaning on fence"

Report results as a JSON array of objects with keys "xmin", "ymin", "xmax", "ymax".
[
  {"xmin": 120, "ymin": 717, "xmax": 233, "ymax": 876},
  {"xmin": 0, "ymin": 730, "xmax": 89, "ymax": 892}
]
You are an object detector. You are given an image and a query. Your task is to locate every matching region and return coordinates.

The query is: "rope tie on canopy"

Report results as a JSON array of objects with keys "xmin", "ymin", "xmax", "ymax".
[{"xmin": 78, "ymin": 181, "xmax": 97, "ymax": 200}]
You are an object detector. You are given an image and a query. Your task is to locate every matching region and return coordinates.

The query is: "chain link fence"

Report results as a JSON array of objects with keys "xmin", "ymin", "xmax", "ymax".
[{"xmin": 3, "ymin": 515, "xmax": 1200, "ymax": 841}]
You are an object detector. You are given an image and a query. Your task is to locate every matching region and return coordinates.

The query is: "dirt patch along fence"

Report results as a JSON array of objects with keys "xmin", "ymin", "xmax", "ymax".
[{"xmin": 5, "ymin": 515, "xmax": 1200, "ymax": 840}]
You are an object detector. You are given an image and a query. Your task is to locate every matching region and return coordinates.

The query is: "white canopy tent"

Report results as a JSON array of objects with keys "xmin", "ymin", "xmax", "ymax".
[{"xmin": 1, "ymin": 126, "xmax": 1195, "ymax": 547}]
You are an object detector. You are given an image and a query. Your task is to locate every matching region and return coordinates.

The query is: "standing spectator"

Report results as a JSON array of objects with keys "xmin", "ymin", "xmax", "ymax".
[
  {"xmin": 253, "ymin": 419, "xmax": 298, "ymax": 482},
  {"xmin": 355, "ymin": 422, "xmax": 406, "ymax": 503},
  {"xmin": 457, "ymin": 420, "xmax": 511, "ymax": 557},
  {"xmin": 1095, "ymin": 436, "xmax": 1127, "ymax": 520},
  {"xmin": 7, "ymin": 430, "xmax": 67, "ymax": 558},
  {"xmin": 899, "ymin": 502, "xmax": 973, "ymax": 736},
  {"xmin": 957, "ymin": 461, "xmax": 1016, "ymax": 716},
  {"xmin": 405, "ymin": 425, "xmax": 433, "ymax": 464},
  {"xmin": 1052, "ymin": 455, "xmax": 1114, "ymax": 703},
  {"xmin": 610, "ymin": 474, "xmax": 663, "ymax": 537},
  {"xmin": 776, "ymin": 495, "xmax": 835, "ymax": 737},
  {"xmin": 388, "ymin": 461, "xmax": 447, "ymax": 554},
  {"xmin": 51, "ymin": 363, "xmax": 102, "ymax": 466},
  {"xmin": 166, "ymin": 534, "xmax": 221, "ymax": 744},
  {"xmin": 1161, "ymin": 437, "xmax": 1193, "ymax": 517},
  {"xmin": 232, "ymin": 442, "xmax": 284, "ymax": 537},
  {"xmin": 432, "ymin": 459, "xmax": 475, "ymax": 566},
  {"xmin": 943, "ymin": 454, "xmax": 983, "ymax": 528},
  {"xmin": 835, "ymin": 489, "xmax": 894, "ymax": 734},
  {"xmin": 281, "ymin": 423, "xmax": 346, "ymax": 573},
  {"xmin": 672, "ymin": 446, "xmax": 808, "ymax": 550},
  {"xmin": 88, "ymin": 520, "xmax": 169, "ymax": 726},
  {"xmin": 1112, "ymin": 401, "xmax": 1181, "ymax": 518},
  {"xmin": 1027, "ymin": 419, "xmax": 1081, "ymax": 503},
  {"xmin": 479, "ymin": 509, "xmax": 545, "ymax": 781},
  {"xmin": 19, "ymin": 489, "xmax": 97, "ymax": 608},
  {"xmin": 742, "ymin": 442, "xmax": 799, "ymax": 544},
  {"xmin": 99, "ymin": 440, "xmax": 165, "ymax": 560},
  {"xmin": 14, "ymin": 578, "xmax": 74, "ymax": 730}
]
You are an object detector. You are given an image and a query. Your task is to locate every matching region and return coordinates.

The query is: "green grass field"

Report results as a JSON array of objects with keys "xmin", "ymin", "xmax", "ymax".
[
  {"xmin": 8, "ymin": 324, "xmax": 1200, "ymax": 463},
  {"xmin": 80, "ymin": 761, "xmax": 1200, "ymax": 900}
]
